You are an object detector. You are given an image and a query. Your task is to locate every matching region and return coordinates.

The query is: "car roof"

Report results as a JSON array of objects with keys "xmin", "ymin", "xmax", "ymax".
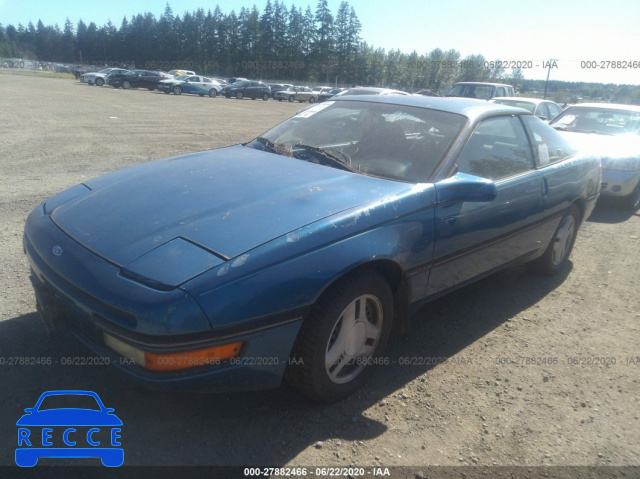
[
  {"xmin": 566, "ymin": 102, "xmax": 640, "ymax": 112},
  {"xmin": 331, "ymin": 95, "xmax": 531, "ymax": 121},
  {"xmin": 491, "ymin": 97, "xmax": 553, "ymax": 105},
  {"xmin": 451, "ymin": 82, "xmax": 514, "ymax": 87}
]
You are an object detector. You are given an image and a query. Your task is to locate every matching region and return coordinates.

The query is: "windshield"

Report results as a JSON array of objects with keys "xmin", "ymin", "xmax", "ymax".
[
  {"xmin": 37, "ymin": 394, "xmax": 101, "ymax": 411},
  {"xmin": 550, "ymin": 106, "xmax": 640, "ymax": 136},
  {"xmin": 446, "ymin": 84, "xmax": 494, "ymax": 100},
  {"xmin": 245, "ymin": 100, "xmax": 466, "ymax": 182}
]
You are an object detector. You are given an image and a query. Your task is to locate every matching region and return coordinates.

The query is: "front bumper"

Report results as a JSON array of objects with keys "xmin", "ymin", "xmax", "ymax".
[
  {"xmin": 600, "ymin": 169, "xmax": 640, "ymax": 197},
  {"xmin": 24, "ymin": 203, "xmax": 305, "ymax": 392}
]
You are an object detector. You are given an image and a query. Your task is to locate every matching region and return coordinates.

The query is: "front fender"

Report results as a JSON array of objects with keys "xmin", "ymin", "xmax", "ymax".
[{"xmin": 185, "ymin": 185, "xmax": 438, "ymax": 328}]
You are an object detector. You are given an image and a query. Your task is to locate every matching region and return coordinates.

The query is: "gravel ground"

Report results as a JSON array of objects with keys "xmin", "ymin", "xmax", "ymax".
[{"xmin": 1, "ymin": 72, "xmax": 638, "ymax": 478}]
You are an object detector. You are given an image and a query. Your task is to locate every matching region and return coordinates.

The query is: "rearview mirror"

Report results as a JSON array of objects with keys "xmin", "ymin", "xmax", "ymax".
[{"xmin": 435, "ymin": 173, "xmax": 497, "ymax": 204}]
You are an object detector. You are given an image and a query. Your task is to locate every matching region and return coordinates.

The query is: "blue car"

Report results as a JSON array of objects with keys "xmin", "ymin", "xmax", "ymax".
[
  {"xmin": 23, "ymin": 96, "xmax": 601, "ymax": 402},
  {"xmin": 15, "ymin": 390, "xmax": 123, "ymax": 467}
]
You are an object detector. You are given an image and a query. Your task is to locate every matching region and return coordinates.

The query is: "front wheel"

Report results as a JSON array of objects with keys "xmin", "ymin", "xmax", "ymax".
[
  {"xmin": 95, "ymin": 78, "xmax": 104, "ymax": 86},
  {"xmin": 286, "ymin": 269, "xmax": 393, "ymax": 402},
  {"xmin": 309, "ymin": 96, "xmax": 316, "ymax": 104},
  {"xmin": 288, "ymin": 95, "xmax": 295, "ymax": 102},
  {"xmin": 209, "ymin": 89, "xmax": 217, "ymax": 98},
  {"xmin": 236, "ymin": 92, "xmax": 244, "ymax": 99},
  {"xmin": 173, "ymin": 86, "xmax": 182, "ymax": 95},
  {"xmin": 122, "ymin": 80, "xmax": 131, "ymax": 90},
  {"xmin": 163, "ymin": 88, "xmax": 170, "ymax": 94},
  {"xmin": 530, "ymin": 204, "xmax": 580, "ymax": 275},
  {"xmin": 262, "ymin": 93, "xmax": 269, "ymax": 101}
]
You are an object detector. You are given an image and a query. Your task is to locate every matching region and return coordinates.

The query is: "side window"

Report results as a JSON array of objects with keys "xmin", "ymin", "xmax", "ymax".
[
  {"xmin": 495, "ymin": 87, "xmax": 506, "ymax": 97},
  {"xmin": 521, "ymin": 115, "xmax": 578, "ymax": 166},
  {"xmin": 456, "ymin": 115, "xmax": 535, "ymax": 180},
  {"xmin": 535, "ymin": 103, "xmax": 549, "ymax": 119},
  {"xmin": 547, "ymin": 103, "xmax": 562, "ymax": 121}
]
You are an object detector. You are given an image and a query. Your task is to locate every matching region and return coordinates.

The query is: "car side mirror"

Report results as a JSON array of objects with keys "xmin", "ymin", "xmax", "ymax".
[
  {"xmin": 538, "ymin": 116, "xmax": 548, "ymax": 121},
  {"xmin": 24, "ymin": 408, "xmax": 33, "ymax": 413},
  {"xmin": 435, "ymin": 173, "xmax": 498, "ymax": 204}
]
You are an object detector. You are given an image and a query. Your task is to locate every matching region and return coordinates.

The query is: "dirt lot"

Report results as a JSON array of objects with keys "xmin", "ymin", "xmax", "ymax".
[{"xmin": 1, "ymin": 73, "xmax": 638, "ymax": 477}]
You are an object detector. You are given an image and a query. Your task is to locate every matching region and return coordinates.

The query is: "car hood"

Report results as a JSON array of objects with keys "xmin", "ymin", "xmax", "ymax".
[
  {"xmin": 558, "ymin": 131, "xmax": 640, "ymax": 159},
  {"xmin": 49, "ymin": 145, "xmax": 410, "ymax": 268}
]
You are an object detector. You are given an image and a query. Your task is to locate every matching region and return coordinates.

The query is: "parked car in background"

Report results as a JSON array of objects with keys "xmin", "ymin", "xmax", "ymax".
[
  {"xmin": 275, "ymin": 86, "xmax": 318, "ymax": 103},
  {"xmin": 550, "ymin": 103, "xmax": 640, "ymax": 209},
  {"xmin": 24, "ymin": 96, "xmax": 600, "ymax": 403},
  {"xmin": 227, "ymin": 77, "xmax": 249, "ymax": 84},
  {"xmin": 268, "ymin": 83, "xmax": 294, "ymax": 99},
  {"xmin": 106, "ymin": 70, "xmax": 172, "ymax": 90},
  {"xmin": 81, "ymin": 68, "xmax": 130, "ymax": 86},
  {"xmin": 167, "ymin": 69, "xmax": 196, "ymax": 77},
  {"xmin": 317, "ymin": 88, "xmax": 345, "ymax": 102},
  {"xmin": 446, "ymin": 82, "xmax": 515, "ymax": 100},
  {"xmin": 213, "ymin": 78, "xmax": 229, "ymax": 88},
  {"xmin": 333, "ymin": 87, "xmax": 409, "ymax": 97},
  {"xmin": 490, "ymin": 97, "xmax": 563, "ymax": 122},
  {"xmin": 312, "ymin": 86, "xmax": 333, "ymax": 94},
  {"xmin": 220, "ymin": 81, "xmax": 271, "ymax": 100},
  {"xmin": 413, "ymin": 89, "xmax": 440, "ymax": 97},
  {"xmin": 159, "ymin": 75, "xmax": 222, "ymax": 97}
]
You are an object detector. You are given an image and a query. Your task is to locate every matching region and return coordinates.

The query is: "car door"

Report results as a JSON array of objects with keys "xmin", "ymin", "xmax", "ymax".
[
  {"xmin": 183, "ymin": 76, "xmax": 202, "ymax": 93},
  {"xmin": 519, "ymin": 115, "xmax": 594, "ymax": 241},
  {"xmin": 426, "ymin": 114, "xmax": 544, "ymax": 297}
]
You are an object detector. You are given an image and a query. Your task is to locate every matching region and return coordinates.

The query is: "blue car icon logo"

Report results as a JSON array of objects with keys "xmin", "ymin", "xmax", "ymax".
[{"xmin": 15, "ymin": 390, "xmax": 123, "ymax": 467}]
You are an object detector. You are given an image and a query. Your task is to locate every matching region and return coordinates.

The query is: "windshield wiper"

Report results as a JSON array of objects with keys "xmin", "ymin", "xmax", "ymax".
[
  {"xmin": 252, "ymin": 136, "xmax": 278, "ymax": 152},
  {"xmin": 292, "ymin": 144, "xmax": 358, "ymax": 173}
]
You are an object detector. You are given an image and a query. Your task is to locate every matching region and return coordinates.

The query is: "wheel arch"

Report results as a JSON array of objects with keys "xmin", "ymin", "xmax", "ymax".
[
  {"xmin": 311, "ymin": 259, "xmax": 411, "ymax": 336},
  {"xmin": 572, "ymin": 197, "xmax": 586, "ymax": 225}
]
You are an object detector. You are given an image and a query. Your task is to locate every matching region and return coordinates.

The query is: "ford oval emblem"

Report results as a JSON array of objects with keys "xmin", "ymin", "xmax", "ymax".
[{"xmin": 52, "ymin": 246, "xmax": 63, "ymax": 257}]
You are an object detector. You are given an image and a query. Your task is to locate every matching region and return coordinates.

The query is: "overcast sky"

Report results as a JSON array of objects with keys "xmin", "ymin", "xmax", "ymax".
[{"xmin": 2, "ymin": 0, "xmax": 639, "ymax": 84}]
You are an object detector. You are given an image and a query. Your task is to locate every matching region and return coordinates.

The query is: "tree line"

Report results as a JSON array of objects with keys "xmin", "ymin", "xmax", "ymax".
[
  {"xmin": 0, "ymin": 0, "xmax": 638, "ymax": 101},
  {"xmin": 0, "ymin": 0, "xmax": 511, "ymax": 90}
]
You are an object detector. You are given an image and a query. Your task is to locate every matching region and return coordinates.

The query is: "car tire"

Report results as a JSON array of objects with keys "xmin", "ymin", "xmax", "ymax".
[
  {"xmin": 278, "ymin": 97, "xmax": 282, "ymax": 102},
  {"xmin": 530, "ymin": 204, "xmax": 580, "ymax": 275},
  {"xmin": 251, "ymin": 97, "xmax": 256, "ymax": 100},
  {"xmin": 262, "ymin": 93, "xmax": 269, "ymax": 101},
  {"xmin": 236, "ymin": 92, "xmax": 244, "ymax": 99},
  {"xmin": 309, "ymin": 96, "xmax": 316, "ymax": 104},
  {"xmin": 173, "ymin": 86, "xmax": 182, "ymax": 95},
  {"xmin": 288, "ymin": 95, "xmax": 295, "ymax": 102},
  {"xmin": 95, "ymin": 78, "xmax": 104, "ymax": 87},
  {"xmin": 285, "ymin": 268, "xmax": 393, "ymax": 402},
  {"xmin": 209, "ymin": 89, "xmax": 217, "ymax": 98},
  {"xmin": 199, "ymin": 93, "xmax": 205, "ymax": 97},
  {"xmin": 148, "ymin": 86, "xmax": 155, "ymax": 91},
  {"xmin": 163, "ymin": 89, "xmax": 171, "ymax": 94},
  {"xmin": 623, "ymin": 181, "xmax": 640, "ymax": 210},
  {"xmin": 122, "ymin": 81, "xmax": 131, "ymax": 90}
]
